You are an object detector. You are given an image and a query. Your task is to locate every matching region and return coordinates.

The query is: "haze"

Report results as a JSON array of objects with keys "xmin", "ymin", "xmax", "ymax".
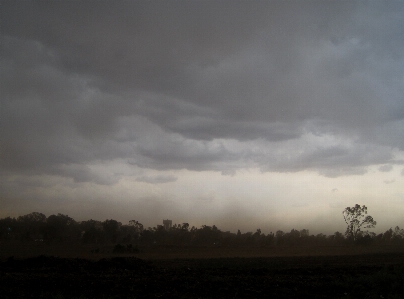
[{"xmin": 1, "ymin": 1, "xmax": 403, "ymax": 235}]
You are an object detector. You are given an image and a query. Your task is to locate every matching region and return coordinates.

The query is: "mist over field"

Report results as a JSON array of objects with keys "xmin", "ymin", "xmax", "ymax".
[{"xmin": 1, "ymin": 1, "xmax": 404, "ymax": 234}]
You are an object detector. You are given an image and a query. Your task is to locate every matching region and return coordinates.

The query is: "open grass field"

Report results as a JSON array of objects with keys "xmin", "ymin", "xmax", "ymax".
[
  {"xmin": 1, "ymin": 242, "xmax": 404, "ymax": 298},
  {"xmin": 2, "ymin": 240, "xmax": 404, "ymax": 260}
]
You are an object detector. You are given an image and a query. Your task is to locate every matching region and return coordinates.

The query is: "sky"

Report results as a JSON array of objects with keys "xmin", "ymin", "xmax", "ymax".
[{"xmin": 1, "ymin": 1, "xmax": 404, "ymax": 235}]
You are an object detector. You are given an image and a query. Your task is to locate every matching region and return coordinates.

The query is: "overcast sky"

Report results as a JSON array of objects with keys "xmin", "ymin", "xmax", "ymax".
[{"xmin": 1, "ymin": 1, "xmax": 404, "ymax": 234}]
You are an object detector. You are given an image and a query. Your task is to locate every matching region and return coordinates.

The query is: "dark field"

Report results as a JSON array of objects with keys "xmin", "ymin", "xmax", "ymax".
[{"xmin": 1, "ymin": 243, "xmax": 404, "ymax": 298}]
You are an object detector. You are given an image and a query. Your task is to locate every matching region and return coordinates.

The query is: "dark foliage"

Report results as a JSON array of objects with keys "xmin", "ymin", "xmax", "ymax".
[
  {"xmin": 343, "ymin": 204, "xmax": 377, "ymax": 241},
  {"xmin": 1, "ymin": 212, "xmax": 403, "ymax": 248}
]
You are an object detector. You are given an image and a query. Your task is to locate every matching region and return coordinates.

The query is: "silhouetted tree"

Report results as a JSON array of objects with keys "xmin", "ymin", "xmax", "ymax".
[
  {"xmin": 0, "ymin": 217, "xmax": 17, "ymax": 240},
  {"xmin": 392, "ymin": 226, "xmax": 404, "ymax": 244},
  {"xmin": 286, "ymin": 229, "xmax": 301, "ymax": 246},
  {"xmin": 355, "ymin": 231, "xmax": 375, "ymax": 245},
  {"xmin": 329, "ymin": 231, "xmax": 345, "ymax": 245},
  {"xmin": 80, "ymin": 219, "xmax": 103, "ymax": 244},
  {"xmin": 265, "ymin": 232, "xmax": 275, "ymax": 246},
  {"xmin": 276, "ymin": 230, "xmax": 285, "ymax": 245},
  {"xmin": 7, "ymin": 210, "xmax": 404, "ymax": 248},
  {"xmin": 191, "ymin": 225, "xmax": 221, "ymax": 246},
  {"xmin": 140, "ymin": 228, "xmax": 155, "ymax": 246},
  {"xmin": 343, "ymin": 204, "xmax": 376, "ymax": 241},
  {"xmin": 181, "ymin": 223, "xmax": 189, "ymax": 231},
  {"xmin": 300, "ymin": 229, "xmax": 309, "ymax": 237},
  {"xmin": 17, "ymin": 212, "xmax": 47, "ymax": 240},
  {"xmin": 125, "ymin": 219, "xmax": 144, "ymax": 243},
  {"xmin": 45, "ymin": 214, "xmax": 78, "ymax": 242},
  {"xmin": 102, "ymin": 219, "xmax": 121, "ymax": 243},
  {"xmin": 18, "ymin": 212, "xmax": 46, "ymax": 223}
]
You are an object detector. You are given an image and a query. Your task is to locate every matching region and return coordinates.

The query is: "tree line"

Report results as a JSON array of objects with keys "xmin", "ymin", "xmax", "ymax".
[{"xmin": 1, "ymin": 210, "xmax": 403, "ymax": 248}]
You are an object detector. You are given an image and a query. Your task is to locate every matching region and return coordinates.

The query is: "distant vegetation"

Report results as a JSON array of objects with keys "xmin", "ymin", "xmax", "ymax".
[
  {"xmin": 1, "ymin": 210, "xmax": 403, "ymax": 248},
  {"xmin": 343, "ymin": 204, "xmax": 377, "ymax": 241}
]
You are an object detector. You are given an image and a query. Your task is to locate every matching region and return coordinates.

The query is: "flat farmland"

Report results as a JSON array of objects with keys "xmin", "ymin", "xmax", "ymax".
[
  {"xmin": 1, "ymin": 243, "xmax": 403, "ymax": 298},
  {"xmin": 2, "ymin": 241, "xmax": 404, "ymax": 259}
]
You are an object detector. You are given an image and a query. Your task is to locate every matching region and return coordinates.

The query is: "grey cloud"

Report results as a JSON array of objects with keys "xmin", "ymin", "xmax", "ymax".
[
  {"xmin": 378, "ymin": 164, "xmax": 393, "ymax": 172},
  {"xmin": 55, "ymin": 164, "xmax": 120, "ymax": 186},
  {"xmin": 257, "ymin": 139, "xmax": 395, "ymax": 177},
  {"xmin": 132, "ymin": 135, "xmax": 241, "ymax": 172},
  {"xmin": 384, "ymin": 179, "xmax": 395, "ymax": 184},
  {"xmin": 221, "ymin": 169, "xmax": 236, "ymax": 177},
  {"xmin": 125, "ymin": 129, "xmax": 399, "ymax": 178},
  {"xmin": 319, "ymin": 167, "xmax": 368, "ymax": 178},
  {"xmin": 2, "ymin": 1, "xmax": 270, "ymax": 92},
  {"xmin": 1, "ymin": 1, "xmax": 404, "ymax": 183},
  {"xmin": 136, "ymin": 175, "xmax": 178, "ymax": 184}
]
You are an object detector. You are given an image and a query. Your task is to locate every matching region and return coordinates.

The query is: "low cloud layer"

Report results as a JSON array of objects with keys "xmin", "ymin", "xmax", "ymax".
[
  {"xmin": 379, "ymin": 164, "xmax": 393, "ymax": 172},
  {"xmin": 136, "ymin": 175, "xmax": 178, "ymax": 184}
]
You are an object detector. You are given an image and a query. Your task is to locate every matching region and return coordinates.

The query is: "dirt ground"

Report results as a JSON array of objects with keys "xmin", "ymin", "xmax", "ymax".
[
  {"xmin": 1, "ymin": 244, "xmax": 404, "ymax": 298},
  {"xmin": 1, "ymin": 241, "xmax": 404, "ymax": 259}
]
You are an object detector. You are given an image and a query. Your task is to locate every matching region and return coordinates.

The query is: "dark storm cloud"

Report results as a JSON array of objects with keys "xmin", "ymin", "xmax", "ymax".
[
  {"xmin": 1, "ymin": 1, "xmax": 404, "ymax": 183},
  {"xmin": 54, "ymin": 164, "xmax": 121, "ymax": 185},
  {"xmin": 130, "ymin": 133, "xmax": 242, "ymax": 173},
  {"xmin": 257, "ymin": 141, "xmax": 395, "ymax": 177}
]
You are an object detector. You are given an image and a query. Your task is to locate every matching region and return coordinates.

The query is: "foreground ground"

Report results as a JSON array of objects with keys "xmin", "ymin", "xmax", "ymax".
[{"xmin": 1, "ymin": 244, "xmax": 403, "ymax": 298}]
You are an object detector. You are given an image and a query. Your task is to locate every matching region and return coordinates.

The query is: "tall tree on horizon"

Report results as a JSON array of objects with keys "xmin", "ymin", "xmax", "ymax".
[{"xmin": 343, "ymin": 204, "xmax": 376, "ymax": 241}]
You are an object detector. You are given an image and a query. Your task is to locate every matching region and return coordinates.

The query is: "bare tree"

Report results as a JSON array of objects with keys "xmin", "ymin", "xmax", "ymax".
[{"xmin": 343, "ymin": 204, "xmax": 376, "ymax": 241}]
